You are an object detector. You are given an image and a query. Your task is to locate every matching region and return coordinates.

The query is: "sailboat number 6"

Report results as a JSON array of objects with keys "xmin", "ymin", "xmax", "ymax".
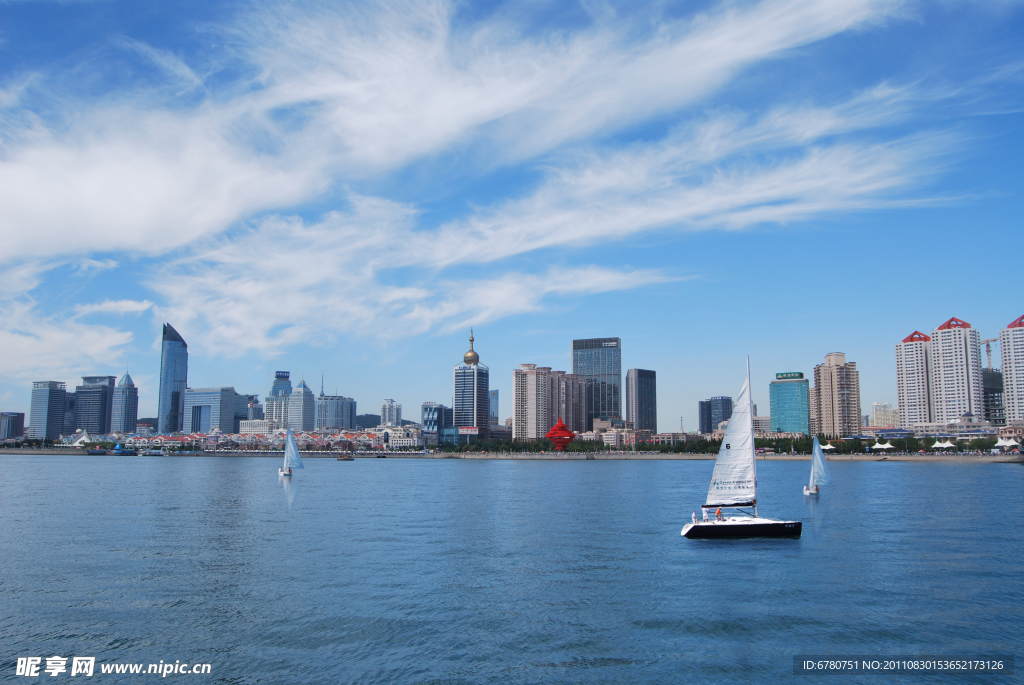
[{"xmin": 725, "ymin": 444, "xmax": 730, "ymax": 449}]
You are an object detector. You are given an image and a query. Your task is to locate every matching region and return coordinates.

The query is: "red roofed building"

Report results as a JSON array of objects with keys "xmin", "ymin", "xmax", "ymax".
[
  {"xmin": 896, "ymin": 331, "xmax": 933, "ymax": 428},
  {"xmin": 929, "ymin": 317, "xmax": 983, "ymax": 423},
  {"xmin": 1002, "ymin": 315, "xmax": 1024, "ymax": 423}
]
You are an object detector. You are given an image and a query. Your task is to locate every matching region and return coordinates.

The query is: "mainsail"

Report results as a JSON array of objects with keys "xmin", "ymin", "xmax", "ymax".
[
  {"xmin": 809, "ymin": 436, "xmax": 832, "ymax": 488},
  {"xmin": 283, "ymin": 430, "xmax": 305, "ymax": 470},
  {"xmin": 704, "ymin": 363, "xmax": 756, "ymax": 508}
]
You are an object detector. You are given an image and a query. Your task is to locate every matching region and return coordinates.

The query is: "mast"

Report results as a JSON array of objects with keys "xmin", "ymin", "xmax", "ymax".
[{"xmin": 748, "ymin": 355, "xmax": 757, "ymax": 518}]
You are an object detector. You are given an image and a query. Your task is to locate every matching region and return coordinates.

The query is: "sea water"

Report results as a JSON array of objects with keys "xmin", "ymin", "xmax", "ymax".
[{"xmin": 0, "ymin": 455, "xmax": 1020, "ymax": 683}]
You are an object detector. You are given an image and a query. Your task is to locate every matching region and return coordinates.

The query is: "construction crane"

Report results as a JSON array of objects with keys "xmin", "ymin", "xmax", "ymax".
[{"xmin": 981, "ymin": 338, "xmax": 999, "ymax": 369}]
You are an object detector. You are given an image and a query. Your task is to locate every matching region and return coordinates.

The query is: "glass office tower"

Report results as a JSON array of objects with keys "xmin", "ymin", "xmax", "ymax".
[
  {"xmin": 29, "ymin": 381, "xmax": 66, "ymax": 440},
  {"xmin": 157, "ymin": 323, "xmax": 188, "ymax": 434},
  {"xmin": 572, "ymin": 337, "xmax": 621, "ymax": 431},
  {"xmin": 769, "ymin": 372, "xmax": 810, "ymax": 434},
  {"xmin": 111, "ymin": 373, "xmax": 139, "ymax": 434}
]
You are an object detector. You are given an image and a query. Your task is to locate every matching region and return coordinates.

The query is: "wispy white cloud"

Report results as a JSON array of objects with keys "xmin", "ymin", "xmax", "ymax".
[
  {"xmin": 0, "ymin": 300, "xmax": 134, "ymax": 383},
  {"xmin": 0, "ymin": 0, "xmax": 912, "ymax": 265},
  {"xmin": 74, "ymin": 299, "xmax": 153, "ymax": 316}
]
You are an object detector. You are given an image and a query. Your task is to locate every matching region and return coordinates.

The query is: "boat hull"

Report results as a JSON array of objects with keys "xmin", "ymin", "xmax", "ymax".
[
  {"xmin": 682, "ymin": 518, "xmax": 801, "ymax": 539},
  {"xmin": 803, "ymin": 485, "xmax": 818, "ymax": 496}
]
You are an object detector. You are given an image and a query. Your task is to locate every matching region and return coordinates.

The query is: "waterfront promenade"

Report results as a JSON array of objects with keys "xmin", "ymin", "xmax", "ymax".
[{"xmin": 2, "ymin": 449, "xmax": 1020, "ymax": 462}]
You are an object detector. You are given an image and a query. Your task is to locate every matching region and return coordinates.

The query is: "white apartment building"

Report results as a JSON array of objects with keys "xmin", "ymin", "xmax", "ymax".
[
  {"xmin": 288, "ymin": 381, "xmax": 316, "ymax": 432},
  {"xmin": 380, "ymin": 399, "xmax": 402, "ymax": 425},
  {"xmin": 871, "ymin": 402, "xmax": 900, "ymax": 428},
  {"xmin": 928, "ymin": 318, "xmax": 983, "ymax": 423},
  {"xmin": 896, "ymin": 331, "xmax": 931, "ymax": 428},
  {"xmin": 1001, "ymin": 314, "xmax": 1024, "ymax": 423}
]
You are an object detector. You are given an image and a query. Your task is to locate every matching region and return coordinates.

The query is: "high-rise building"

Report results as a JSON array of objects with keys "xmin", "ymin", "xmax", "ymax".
[
  {"xmin": 513, "ymin": 365, "xmax": 554, "ymax": 440},
  {"xmin": 270, "ymin": 371, "xmax": 292, "ymax": 397},
  {"xmin": 265, "ymin": 371, "xmax": 291, "ymax": 430},
  {"xmin": 75, "ymin": 375, "xmax": 116, "ymax": 434},
  {"xmin": 247, "ymin": 399, "xmax": 265, "ymax": 420},
  {"xmin": 625, "ymin": 369, "xmax": 657, "ymax": 432},
  {"xmin": 813, "ymin": 352, "xmax": 861, "ymax": 438},
  {"xmin": 980, "ymin": 369, "xmax": 1004, "ymax": 426},
  {"xmin": 183, "ymin": 388, "xmax": 248, "ymax": 434},
  {"xmin": 421, "ymin": 402, "xmax": 452, "ymax": 434},
  {"xmin": 316, "ymin": 394, "xmax": 357, "ymax": 430},
  {"xmin": 871, "ymin": 402, "xmax": 899, "ymax": 428},
  {"xmin": 289, "ymin": 381, "xmax": 316, "ymax": 432},
  {"xmin": 157, "ymin": 323, "xmax": 188, "ymax": 434},
  {"xmin": 111, "ymin": 373, "xmax": 139, "ymax": 434},
  {"xmin": 556, "ymin": 373, "xmax": 587, "ymax": 434},
  {"xmin": 380, "ymin": 398, "xmax": 402, "ymax": 425},
  {"xmin": 489, "ymin": 390, "xmax": 499, "ymax": 426},
  {"xmin": 896, "ymin": 331, "xmax": 932, "ymax": 428},
  {"xmin": 63, "ymin": 392, "xmax": 77, "ymax": 437},
  {"xmin": 29, "ymin": 381, "xmax": 66, "ymax": 440},
  {"xmin": 1001, "ymin": 314, "xmax": 1024, "ymax": 423},
  {"xmin": 571, "ymin": 337, "xmax": 621, "ymax": 430},
  {"xmin": 453, "ymin": 331, "xmax": 489, "ymax": 438},
  {"xmin": 769, "ymin": 372, "xmax": 809, "ymax": 434},
  {"xmin": 698, "ymin": 400, "xmax": 712, "ymax": 434},
  {"xmin": 809, "ymin": 385, "xmax": 820, "ymax": 435},
  {"xmin": 928, "ymin": 317, "xmax": 983, "ymax": 423},
  {"xmin": 0, "ymin": 412, "xmax": 25, "ymax": 439}
]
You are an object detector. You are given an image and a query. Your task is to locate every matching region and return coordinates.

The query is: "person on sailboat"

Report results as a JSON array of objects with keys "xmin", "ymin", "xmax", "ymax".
[
  {"xmin": 692, "ymin": 512, "xmax": 698, "ymax": 524},
  {"xmin": 703, "ymin": 509, "xmax": 709, "ymax": 523},
  {"xmin": 715, "ymin": 507, "xmax": 723, "ymax": 521}
]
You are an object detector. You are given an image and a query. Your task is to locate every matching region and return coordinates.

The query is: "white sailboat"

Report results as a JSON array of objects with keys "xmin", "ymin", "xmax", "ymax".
[
  {"xmin": 682, "ymin": 359, "xmax": 801, "ymax": 539},
  {"xmin": 279, "ymin": 430, "xmax": 304, "ymax": 477},
  {"xmin": 803, "ymin": 436, "xmax": 833, "ymax": 496}
]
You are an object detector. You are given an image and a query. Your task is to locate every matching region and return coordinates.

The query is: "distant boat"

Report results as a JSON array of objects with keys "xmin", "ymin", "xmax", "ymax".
[
  {"xmin": 337, "ymin": 454, "xmax": 354, "ymax": 461},
  {"xmin": 803, "ymin": 436, "xmax": 833, "ymax": 496},
  {"xmin": 682, "ymin": 359, "xmax": 801, "ymax": 539},
  {"xmin": 279, "ymin": 430, "xmax": 304, "ymax": 477}
]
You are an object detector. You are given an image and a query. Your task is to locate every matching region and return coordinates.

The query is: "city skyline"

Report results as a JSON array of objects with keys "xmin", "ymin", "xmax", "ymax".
[
  {"xmin": 9, "ymin": 313, "xmax": 1024, "ymax": 436},
  {"xmin": 0, "ymin": 2, "xmax": 1021, "ymax": 434}
]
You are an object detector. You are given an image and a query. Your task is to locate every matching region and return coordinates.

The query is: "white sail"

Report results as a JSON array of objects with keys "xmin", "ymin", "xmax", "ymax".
[
  {"xmin": 283, "ymin": 430, "xmax": 304, "ymax": 470},
  {"xmin": 705, "ymin": 364, "xmax": 756, "ymax": 508},
  {"xmin": 809, "ymin": 436, "xmax": 832, "ymax": 488}
]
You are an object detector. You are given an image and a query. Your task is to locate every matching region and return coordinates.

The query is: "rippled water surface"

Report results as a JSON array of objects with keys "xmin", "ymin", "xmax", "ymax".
[{"xmin": 0, "ymin": 455, "xmax": 1020, "ymax": 683}]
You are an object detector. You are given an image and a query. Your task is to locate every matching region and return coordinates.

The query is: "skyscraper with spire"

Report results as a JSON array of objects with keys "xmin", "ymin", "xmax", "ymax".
[
  {"xmin": 157, "ymin": 323, "xmax": 188, "ymax": 434},
  {"xmin": 453, "ymin": 330, "xmax": 489, "ymax": 438},
  {"xmin": 111, "ymin": 373, "xmax": 139, "ymax": 434}
]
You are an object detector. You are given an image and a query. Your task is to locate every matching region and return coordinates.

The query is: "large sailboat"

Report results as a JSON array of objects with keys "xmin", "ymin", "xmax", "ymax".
[
  {"xmin": 803, "ymin": 436, "xmax": 833, "ymax": 496},
  {"xmin": 279, "ymin": 430, "xmax": 304, "ymax": 477},
  {"xmin": 682, "ymin": 359, "xmax": 801, "ymax": 539}
]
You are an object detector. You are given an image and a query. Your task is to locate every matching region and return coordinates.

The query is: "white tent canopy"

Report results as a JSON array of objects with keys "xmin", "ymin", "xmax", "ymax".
[
  {"xmin": 71, "ymin": 431, "xmax": 91, "ymax": 447},
  {"xmin": 871, "ymin": 442, "xmax": 894, "ymax": 450},
  {"xmin": 820, "ymin": 443, "xmax": 836, "ymax": 450},
  {"xmin": 931, "ymin": 440, "xmax": 955, "ymax": 449}
]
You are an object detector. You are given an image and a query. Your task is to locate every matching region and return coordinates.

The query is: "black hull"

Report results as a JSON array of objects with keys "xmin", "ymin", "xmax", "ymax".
[{"xmin": 684, "ymin": 521, "xmax": 801, "ymax": 539}]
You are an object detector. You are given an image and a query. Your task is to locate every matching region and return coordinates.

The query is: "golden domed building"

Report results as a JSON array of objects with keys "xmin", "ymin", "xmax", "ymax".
[{"xmin": 453, "ymin": 329, "xmax": 489, "ymax": 439}]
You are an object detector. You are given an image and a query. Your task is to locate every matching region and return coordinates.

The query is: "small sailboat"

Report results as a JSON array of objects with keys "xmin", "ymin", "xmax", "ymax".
[
  {"xmin": 682, "ymin": 359, "xmax": 801, "ymax": 539},
  {"xmin": 279, "ymin": 430, "xmax": 304, "ymax": 477},
  {"xmin": 803, "ymin": 436, "xmax": 833, "ymax": 496}
]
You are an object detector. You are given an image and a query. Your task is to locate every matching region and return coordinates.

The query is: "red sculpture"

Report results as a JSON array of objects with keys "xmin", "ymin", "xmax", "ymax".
[{"xmin": 545, "ymin": 418, "xmax": 576, "ymax": 451}]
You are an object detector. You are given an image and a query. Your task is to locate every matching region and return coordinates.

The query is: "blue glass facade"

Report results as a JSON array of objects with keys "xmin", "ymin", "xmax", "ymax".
[
  {"xmin": 572, "ymin": 337, "xmax": 621, "ymax": 430},
  {"xmin": 157, "ymin": 323, "xmax": 188, "ymax": 434},
  {"xmin": 29, "ymin": 381, "xmax": 66, "ymax": 440},
  {"xmin": 111, "ymin": 373, "xmax": 139, "ymax": 434},
  {"xmin": 769, "ymin": 373, "xmax": 810, "ymax": 434}
]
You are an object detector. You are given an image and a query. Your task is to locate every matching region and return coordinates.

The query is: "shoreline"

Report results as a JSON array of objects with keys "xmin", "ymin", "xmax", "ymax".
[{"xmin": 0, "ymin": 449, "xmax": 1020, "ymax": 463}]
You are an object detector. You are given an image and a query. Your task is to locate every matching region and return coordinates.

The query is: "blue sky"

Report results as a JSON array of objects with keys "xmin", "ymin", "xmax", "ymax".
[{"xmin": 1, "ymin": 0, "xmax": 1022, "ymax": 430}]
